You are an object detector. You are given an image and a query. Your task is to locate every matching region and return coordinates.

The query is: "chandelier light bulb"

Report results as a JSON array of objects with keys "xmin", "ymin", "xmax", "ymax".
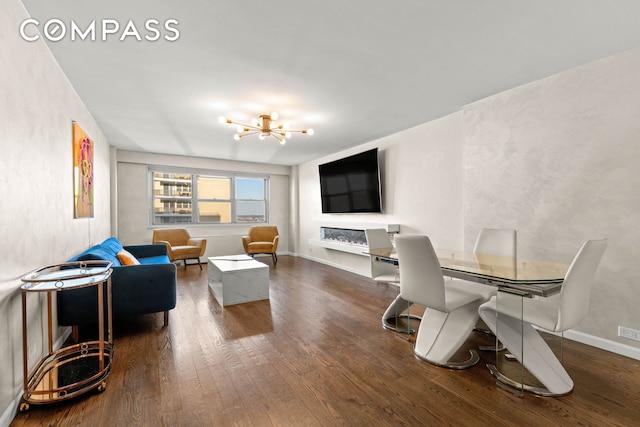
[
  {"xmin": 279, "ymin": 138, "xmax": 286, "ymax": 145},
  {"xmin": 251, "ymin": 118, "xmax": 259, "ymax": 126},
  {"xmin": 271, "ymin": 112, "xmax": 279, "ymax": 120},
  {"xmin": 307, "ymin": 128, "xmax": 314, "ymax": 135},
  {"xmin": 218, "ymin": 116, "xmax": 226, "ymax": 124},
  {"xmin": 258, "ymin": 134, "xmax": 266, "ymax": 141},
  {"xmin": 285, "ymin": 132, "xmax": 292, "ymax": 138},
  {"xmin": 233, "ymin": 134, "xmax": 241, "ymax": 141},
  {"xmin": 236, "ymin": 126, "xmax": 244, "ymax": 133}
]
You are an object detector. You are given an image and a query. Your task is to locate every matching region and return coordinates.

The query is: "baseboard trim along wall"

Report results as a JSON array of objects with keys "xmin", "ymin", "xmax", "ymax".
[
  {"xmin": 563, "ymin": 329, "xmax": 640, "ymax": 361},
  {"xmin": 297, "ymin": 253, "xmax": 364, "ymax": 276},
  {"xmin": 1, "ymin": 328, "xmax": 72, "ymax": 427}
]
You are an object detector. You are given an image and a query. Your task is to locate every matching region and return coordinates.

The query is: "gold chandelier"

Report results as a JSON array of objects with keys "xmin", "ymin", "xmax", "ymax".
[{"xmin": 218, "ymin": 112, "xmax": 313, "ymax": 145}]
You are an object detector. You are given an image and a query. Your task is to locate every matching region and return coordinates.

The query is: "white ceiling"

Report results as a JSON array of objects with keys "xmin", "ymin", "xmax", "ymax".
[{"xmin": 20, "ymin": 0, "xmax": 640, "ymax": 166}]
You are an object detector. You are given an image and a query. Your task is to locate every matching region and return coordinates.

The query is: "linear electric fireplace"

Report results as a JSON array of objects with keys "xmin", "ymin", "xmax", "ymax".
[{"xmin": 320, "ymin": 226, "xmax": 367, "ymax": 247}]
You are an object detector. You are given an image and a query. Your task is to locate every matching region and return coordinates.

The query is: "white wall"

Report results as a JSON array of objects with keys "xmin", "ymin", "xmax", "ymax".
[
  {"xmin": 297, "ymin": 47, "xmax": 640, "ymax": 354},
  {"xmin": 114, "ymin": 150, "xmax": 291, "ymax": 258},
  {"xmin": 297, "ymin": 112, "xmax": 465, "ymax": 276},
  {"xmin": 0, "ymin": 0, "xmax": 111, "ymax": 423},
  {"xmin": 464, "ymin": 47, "xmax": 640, "ymax": 347}
]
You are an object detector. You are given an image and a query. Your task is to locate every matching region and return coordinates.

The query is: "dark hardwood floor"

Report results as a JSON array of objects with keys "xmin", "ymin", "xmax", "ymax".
[{"xmin": 11, "ymin": 256, "xmax": 640, "ymax": 426}]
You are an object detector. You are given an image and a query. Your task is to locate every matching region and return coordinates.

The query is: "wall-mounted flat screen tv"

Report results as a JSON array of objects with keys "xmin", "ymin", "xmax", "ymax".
[{"xmin": 318, "ymin": 148, "xmax": 382, "ymax": 213}]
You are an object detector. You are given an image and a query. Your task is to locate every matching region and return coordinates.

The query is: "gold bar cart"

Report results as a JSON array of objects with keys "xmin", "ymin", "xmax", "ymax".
[{"xmin": 19, "ymin": 261, "xmax": 113, "ymax": 411}]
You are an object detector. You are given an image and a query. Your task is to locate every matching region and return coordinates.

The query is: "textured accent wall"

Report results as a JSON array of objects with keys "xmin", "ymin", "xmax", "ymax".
[
  {"xmin": 463, "ymin": 48, "xmax": 640, "ymax": 345},
  {"xmin": 0, "ymin": 0, "xmax": 111, "ymax": 422}
]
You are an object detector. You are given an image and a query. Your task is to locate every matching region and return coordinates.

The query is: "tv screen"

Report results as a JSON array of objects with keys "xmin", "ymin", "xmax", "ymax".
[{"xmin": 319, "ymin": 148, "xmax": 382, "ymax": 213}]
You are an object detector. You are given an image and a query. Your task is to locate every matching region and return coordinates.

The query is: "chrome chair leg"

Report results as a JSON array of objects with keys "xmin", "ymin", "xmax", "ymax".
[
  {"xmin": 381, "ymin": 294, "xmax": 420, "ymax": 335},
  {"xmin": 416, "ymin": 349, "xmax": 480, "ymax": 370},
  {"xmin": 475, "ymin": 326, "xmax": 506, "ymax": 352},
  {"xmin": 382, "ymin": 313, "xmax": 421, "ymax": 334},
  {"xmin": 486, "ymin": 364, "xmax": 572, "ymax": 397}
]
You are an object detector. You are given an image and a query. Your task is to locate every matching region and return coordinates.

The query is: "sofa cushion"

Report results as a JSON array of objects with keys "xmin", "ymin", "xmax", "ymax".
[
  {"xmin": 138, "ymin": 255, "xmax": 172, "ymax": 265},
  {"xmin": 117, "ymin": 249, "xmax": 141, "ymax": 266},
  {"xmin": 101, "ymin": 237, "xmax": 124, "ymax": 257},
  {"xmin": 67, "ymin": 238, "xmax": 127, "ymax": 267},
  {"xmin": 70, "ymin": 245, "xmax": 122, "ymax": 267}
]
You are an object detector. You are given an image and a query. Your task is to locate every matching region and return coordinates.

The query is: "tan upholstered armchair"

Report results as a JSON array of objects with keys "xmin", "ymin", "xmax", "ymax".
[
  {"xmin": 153, "ymin": 228, "xmax": 207, "ymax": 269},
  {"xmin": 242, "ymin": 226, "xmax": 279, "ymax": 264}
]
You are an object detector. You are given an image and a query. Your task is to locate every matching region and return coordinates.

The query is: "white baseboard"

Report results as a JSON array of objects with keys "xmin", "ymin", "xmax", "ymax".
[
  {"xmin": 297, "ymin": 253, "xmax": 364, "ymax": 276},
  {"xmin": 563, "ymin": 329, "xmax": 640, "ymax": 361},
  {"xmin": 0, "ymin": 398, "xmax": 18, "ymax": 427},
  {"xmin": 1, "ymin": 327, "xmax": 72, "ymax": 427}
]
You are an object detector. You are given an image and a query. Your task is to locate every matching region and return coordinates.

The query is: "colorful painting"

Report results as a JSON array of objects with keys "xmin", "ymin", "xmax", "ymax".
[{"xmin": 73, "ymin": 122, "xmax": 94, "ymax": 218}]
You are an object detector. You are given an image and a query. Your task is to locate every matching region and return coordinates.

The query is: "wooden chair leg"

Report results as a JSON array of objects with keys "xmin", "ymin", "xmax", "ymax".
[
  {"xmin": 72, "ymin": 325, "xmax": 79, "ymax": 343},
  {"xmin": 272, "ymin": 252, "xmax": 277, "ymax": 265},
  {"xmin": 163, "ymin": 310, "xmax": 169, "ymax": 326}
]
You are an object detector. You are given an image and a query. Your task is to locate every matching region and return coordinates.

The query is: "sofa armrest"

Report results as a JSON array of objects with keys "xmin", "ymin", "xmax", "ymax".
[
  {"xmin": 125, "ymin": 244, "xmax": 168, "ymax": 259},
  {"xmin": 110, "ymin": 263, "xmax": 177, "ymax": 315}
]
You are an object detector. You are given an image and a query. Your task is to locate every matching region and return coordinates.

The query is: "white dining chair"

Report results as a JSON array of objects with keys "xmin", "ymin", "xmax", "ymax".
[
  {"xmin": 478, "ymin": 238, "xmax": 607, "ymax": 396},
  {"xmin": 365, "ymin": 229, "xmax": 419, "ymax": 334},
  {"xmin": 473, "ymin": 228, "xmax": 517, "ymax": 258},
  {"xmin": 365, "ymin": 228, "xmax": 398, "ymax": 284},
  {"xmin": 396, "ymin": 235, "xmax": 495, "ymax": 369},
  {"xmin": 473, "ymin": 228, "xmax": 516, "ymax": 348}
]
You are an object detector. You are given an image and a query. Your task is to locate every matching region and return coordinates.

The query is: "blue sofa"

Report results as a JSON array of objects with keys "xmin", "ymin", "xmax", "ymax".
[{"xmin": 57, "ymin": 237, "xmax": 177, "ymax": 334}]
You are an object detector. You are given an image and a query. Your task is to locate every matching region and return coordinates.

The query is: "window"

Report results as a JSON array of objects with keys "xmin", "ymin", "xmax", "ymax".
[
  {"xmin": 150, "ymin": 168, "xmax": 268, "ymax": 225},
  {"xmin": 236, "ymin": 177, "xmax": 267, "ymax": 223}
]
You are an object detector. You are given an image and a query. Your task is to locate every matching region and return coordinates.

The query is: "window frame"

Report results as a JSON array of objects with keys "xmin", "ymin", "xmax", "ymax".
[{"xmin": 148, "ymin": 166, "xmax": 269, "ymax": 226}]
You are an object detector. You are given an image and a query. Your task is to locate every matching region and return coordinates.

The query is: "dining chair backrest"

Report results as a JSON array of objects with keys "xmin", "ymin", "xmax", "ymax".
[
  {"xmin": 396, "ymin": 235, "xmax": 446, "ymax": 312},
  {"xmin": 556, "ymin": 238, "xmax": 607, "ymax": 331},
  {"xmin": 365, "ymin": 228, "xmax": 393, "ymax": 250},
  {"xmin": 473, "ymin": 228, "xmax": 517, "ymax": 258},
  {"xmin": 365, "ymin": 228, "xmax": 398, "ymax": 283}
]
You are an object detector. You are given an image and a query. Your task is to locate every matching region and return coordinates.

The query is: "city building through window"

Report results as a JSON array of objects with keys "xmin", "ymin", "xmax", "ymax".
[{"xmin": 150, "ymin": 168, "xmax": 268, "ymax": 225}]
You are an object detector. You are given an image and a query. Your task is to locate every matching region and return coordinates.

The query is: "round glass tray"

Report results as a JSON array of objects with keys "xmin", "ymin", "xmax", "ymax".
[{"xmin": 21, "ymin": 260, "xmax": 112, "ymax": 292}]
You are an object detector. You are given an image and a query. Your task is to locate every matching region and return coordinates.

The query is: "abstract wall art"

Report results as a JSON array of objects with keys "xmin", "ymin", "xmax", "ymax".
[{"xmin": 72, "ymin": 122, "xmax": 94, "ymax": 218}]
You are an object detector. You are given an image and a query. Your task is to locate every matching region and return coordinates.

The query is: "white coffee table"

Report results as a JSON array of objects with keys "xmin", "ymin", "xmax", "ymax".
[{"xmin": 207, "ymin": 255, "xmax": 269, "ymax": 306}]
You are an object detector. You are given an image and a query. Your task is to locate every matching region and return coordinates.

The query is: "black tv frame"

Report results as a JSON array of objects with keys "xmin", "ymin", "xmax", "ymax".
[{"xmin": 318, "ymin": 148, "xmax": 382, "ymax": 214}]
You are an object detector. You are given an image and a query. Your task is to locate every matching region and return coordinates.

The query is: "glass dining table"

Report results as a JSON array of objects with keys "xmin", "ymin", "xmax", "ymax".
[{"xmin": 366, "ymin": 247, "xmax": 569, "ymax": 297}]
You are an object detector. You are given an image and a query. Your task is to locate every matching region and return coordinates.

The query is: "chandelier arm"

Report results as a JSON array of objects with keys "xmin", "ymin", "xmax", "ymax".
[
  {"xmin": 225, "ymin": 120, "xmax": 252, "ymax": 128},
  {"xmin": 240, "ymin": 130, "xmax": 261, "ymax": 136},
  {"xmin": 226, "ymin": 120, "xmax": 264, "ymax": 132}
]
